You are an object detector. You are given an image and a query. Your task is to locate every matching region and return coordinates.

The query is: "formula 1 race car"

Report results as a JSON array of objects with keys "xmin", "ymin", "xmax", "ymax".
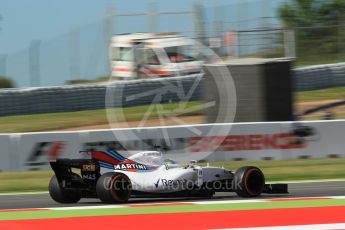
[{"xmin": 49, "ymin": 150, "xmax": 288, "ymax": 203}]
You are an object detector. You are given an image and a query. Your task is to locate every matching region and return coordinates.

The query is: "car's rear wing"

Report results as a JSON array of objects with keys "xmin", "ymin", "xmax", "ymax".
[{"xmin": 50, "ymin": 159, "xmax": 100, "ymax": 183}]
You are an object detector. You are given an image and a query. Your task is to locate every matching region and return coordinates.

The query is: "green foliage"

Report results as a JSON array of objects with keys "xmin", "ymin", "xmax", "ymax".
[
  {"xmin": 278, "ymin": 0, "xmax": 345, "ymax": 65},
  {"xmin": 279, "ymin": 0, "xmax": 345, "ymax": 27},
  {"xmin": 0, "ymin": 77, "xmax": 15, "ymax": 88}
]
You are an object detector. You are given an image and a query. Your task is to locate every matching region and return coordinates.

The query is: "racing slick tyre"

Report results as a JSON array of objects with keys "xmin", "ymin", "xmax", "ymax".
[
  {"xmin": 233, "ymin": 166, "xmax": 265, "ymax": 198},
  {"xmin": 96, "ymin": 172, "xmax": 132, "ymax": 204},
  {"xmin": 48, "ymin": 173, "xmax": 81, "ymax": 203}
]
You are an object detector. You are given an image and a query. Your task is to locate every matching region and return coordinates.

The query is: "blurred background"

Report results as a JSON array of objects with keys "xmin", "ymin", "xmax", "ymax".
[
  {"xmin": 0, "ymin": 0, "xmax": 344, "ymax": 133},
  {"xmin": 0, "ymin": 0, "xmax": 345, "ymax": 192}
]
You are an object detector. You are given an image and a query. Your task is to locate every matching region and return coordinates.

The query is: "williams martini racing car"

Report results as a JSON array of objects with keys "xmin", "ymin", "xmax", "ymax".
[{"xmin": 49, "ymin": 150, "xmax": 288, "ymax": 203}]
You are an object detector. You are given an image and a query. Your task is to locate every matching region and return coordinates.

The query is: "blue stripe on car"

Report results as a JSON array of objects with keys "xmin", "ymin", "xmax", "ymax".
[{"xmin": 105, "ymin": 150, "xmax": 126, "ymax": 161}]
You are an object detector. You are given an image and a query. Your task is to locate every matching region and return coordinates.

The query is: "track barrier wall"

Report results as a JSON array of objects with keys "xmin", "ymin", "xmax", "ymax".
[
  {"xmin": 0, "ymin": 120, "xmax": 344, "ymax": 171},
  {"xmin": 0, "ymin": 75, "xmax": 202, "ymax": 116},
  {"xmin": 0, "ymin": 62, "xmax": 344, "ymax": 117},
  {"xmin": 293, "ymin": 62, "xmax": 345, "ymax": 91}
]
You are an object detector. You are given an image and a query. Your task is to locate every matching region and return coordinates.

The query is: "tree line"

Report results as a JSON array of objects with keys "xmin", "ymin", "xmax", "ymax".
[{"xmin": 279, "ymin": 0, "xmax": 345, "ymax": 64}]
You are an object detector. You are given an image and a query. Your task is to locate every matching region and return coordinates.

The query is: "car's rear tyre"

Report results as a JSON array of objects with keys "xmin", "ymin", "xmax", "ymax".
[
  {"xmin": 233, "ymin": 166, "xmax": 265, "ymax": 198},
  {"xmin": 96, "ymin": 172, "xmax": 132, "ymax": 203},
  {"xmin": 49, "ymin": 173, "xmax": 81, "ymax": 203}
]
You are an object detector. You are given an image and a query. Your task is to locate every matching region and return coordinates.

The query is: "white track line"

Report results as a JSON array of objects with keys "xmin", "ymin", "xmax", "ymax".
[
  {"xmin": 0, "ymin": 191, "xmax": 48, "ymax": 196},
  {"xmin": 1, "ymin": 195, "xmax": 344, "ymax": 212},
  {"xmin": 49, "ymin": 205, "xmax": 127, "ymax": 210},
  {"xmin": 192, "ymin": 195, "xmax": 345, "ymax": 205},
  {"xmin": 192, "ymin": 199, "xmax": 266, "ymax": 205},
  {"xmin": 267, "ymin": 178, "xmax": 345, "ymax": 184},
  {"xmin": 45, "ymin": 195, "xmax": 345, "ymax": 211},
  {"xmin": 328, "ymin": 195, "xmax": 345, "ymax": 199},
  {"xmin": 216, "ymin": 223, "xmax": 345, "ymax": 230}
]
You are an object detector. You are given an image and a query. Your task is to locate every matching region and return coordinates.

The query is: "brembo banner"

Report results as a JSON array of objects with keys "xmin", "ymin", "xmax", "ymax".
[{"xmin": 1, "ymin": 120, "xmax": 345, "ymax": 171}]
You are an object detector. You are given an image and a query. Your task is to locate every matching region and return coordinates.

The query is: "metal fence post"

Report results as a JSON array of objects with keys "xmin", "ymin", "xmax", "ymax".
[
  {"xmin": 104, "ymin": 5, "xmax": 115, "ymax": 76},
  {"xmin": 193, "ymin": 2, "xmax": 206, "ymax": 43},
  {"xmin": 0, "ymin": 54, "xmax": 7, "ymax": 77},
  {"xmin": 69, "ymin": 27, "xmax": 81, "ymax": 81},
  {"xmin": 284, "ymin": 29, "xmax": 296, "ymax": 58},
  {"xmin": 148, "ymin": 1, "xmax": 158, "ymax": 33},
  {"xmin": 29, "ymin": 40, "xmax": 41, "ymax": 87}
]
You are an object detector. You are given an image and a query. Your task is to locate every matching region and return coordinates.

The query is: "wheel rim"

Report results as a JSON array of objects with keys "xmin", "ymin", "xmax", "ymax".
[
  {"xmin": 109, "ymin": 174, "xmax": 132, "ymax": 202},
  {"xmin": 244, "ymin": 168, "xmax": 265, "ymax": 196}
]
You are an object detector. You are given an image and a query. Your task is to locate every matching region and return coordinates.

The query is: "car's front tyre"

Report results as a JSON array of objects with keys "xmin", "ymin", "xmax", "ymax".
[{"xmin": 233, "ymin": 166, "xmax": 265, "ymax": 198}]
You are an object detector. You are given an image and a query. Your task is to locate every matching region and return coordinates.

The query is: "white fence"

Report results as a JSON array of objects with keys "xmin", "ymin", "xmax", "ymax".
[{"xmin": 0, "ymin": 120, "xmax": 344, "ymax": 171}]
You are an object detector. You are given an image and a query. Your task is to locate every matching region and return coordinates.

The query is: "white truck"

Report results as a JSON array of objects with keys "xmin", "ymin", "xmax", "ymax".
[{"xmin": 109, "ymin": 33, "xmax": 203, "ymax": 80}]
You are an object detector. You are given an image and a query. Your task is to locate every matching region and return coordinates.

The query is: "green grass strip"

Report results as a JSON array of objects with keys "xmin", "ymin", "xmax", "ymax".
[
  {"xmin": 0, "ymin": 84, "xmax": 344, "ymax": 133},
  {"xmin": 201, "ymin": 158, "xmax": 345, "ymax": 182},
  {"xmin": 295, "ymin": 86, "xmax": 345, "ymax": 102},
  {"xmin": 0, "ymin": 101, "xmax": 203, "ymax": 133},
  {"xmin": 1, "ymin": 199, "xmax": 345, "ymax": 221}
]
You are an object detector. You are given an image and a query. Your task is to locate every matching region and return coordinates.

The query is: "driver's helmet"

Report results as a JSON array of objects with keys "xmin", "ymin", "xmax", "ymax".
[{"xmin": 130, "ymin": 151, "xmax": 164, "ymax": 166}]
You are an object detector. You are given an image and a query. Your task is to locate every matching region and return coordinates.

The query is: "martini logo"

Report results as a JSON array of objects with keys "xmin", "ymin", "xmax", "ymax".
[{"xmin": 114, "ymin": 163, "xmax": 147, "ymax": 171}]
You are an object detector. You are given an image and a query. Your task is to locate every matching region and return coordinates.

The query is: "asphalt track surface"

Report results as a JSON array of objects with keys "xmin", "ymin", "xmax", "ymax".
[{"xmin": 0, "ymin": 181, "xmax": 344, "ymax": 210}]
